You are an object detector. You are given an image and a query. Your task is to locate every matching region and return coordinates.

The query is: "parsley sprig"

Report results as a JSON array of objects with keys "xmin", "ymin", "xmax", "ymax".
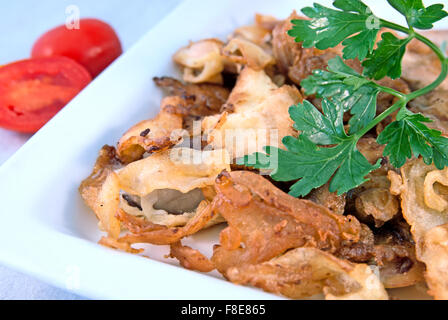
[{"xmin": 240, "ymin": 0, "xmax": 448, "ymax": 197}]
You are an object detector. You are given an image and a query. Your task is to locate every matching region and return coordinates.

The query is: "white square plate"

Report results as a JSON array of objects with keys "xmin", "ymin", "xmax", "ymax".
[{"xmin": 0, "ymin": 0, "xmax": 447, "ymax": 299}]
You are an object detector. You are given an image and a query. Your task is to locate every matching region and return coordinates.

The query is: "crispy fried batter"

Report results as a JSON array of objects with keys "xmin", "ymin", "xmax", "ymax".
[
  {"xmin": 211, "ymin": 171, "xmax": 362, "ymax": 273},
  {"xmin": 373, "ymin": 221, "xmax": 425, "ymax": 289},
  {"xmin": 337, "ymin": 223, "xmax": 375, "ymax": 263},
  {"xmin": 202, "ymin": 67, "xmax": 302, "ymax": 159},
  {"xmin": 421, "ymin": 224, "xmax": 448, "ymax": 299},
  {"xmin": 154, "ymin": 77, "xmax": 229, "ymax": 117},
  {"xmin": 272, "ymin": 12, "xmax": 352, "ymax": 87},
  {"xmin": 117, "ymin": 97, "xmax": 183, "ymax": 163},
  {"xmin": 348, "ymin": 139, "xmax": 399, "ymax": 227},
  {"xmin": 355, "ymin": 188, "xmax": 399, "ymax": 228},
  {"xmin": 395, "ymin": 159, "xmax": 448, "ymax": 298},
  {"xmin": 409, "ymin": 89, "xmax": 448, "ymax": 135},
  {"xmin": 116, "ymin": 148, "xmax": 230, "ymax": 196},
  {"xmin": 402, "ymin": 31, "xmax": 448, "ymax": 134},
  {"xmin": 79, "ymin": 146, "xmax": 122, "ymax": 238},
  {"xmin": 98, "ymin": 236, "xmax": 143, "ymax": 254},
  {"xmin": 120, "ymin": 188, "xmax": 225, "ymax": 228},
  {"xmin": 222, "ymin": 38, "xmax": 275, "ymax": 71},
  {"xmin": 232, "ymin": 25, "xmax": 271, "ymax": 48},
  {"xmin": 173, "ymin": 39, "xmax": 225, "ymax": 84},
  {"xmin": 226, "ymin": 247, "xmax": 388, "ymax": 300},
  {"xmin": 375, "ymin": 244, "xmax": 424, "ymax": 289},
  {"xmin": 402, "ymin": 31, "xmax": 448, "ymax": 91},
  {"xmin": 117, "ymin": 198, "xmax": 218, "ymax": 245},
  {"xmin": 169, "ymin": 241, "xmax": 214, "ymax": 272},
  {"xmin": 307, "ymin": 182, "xmax": 346, "ymax": 215}
]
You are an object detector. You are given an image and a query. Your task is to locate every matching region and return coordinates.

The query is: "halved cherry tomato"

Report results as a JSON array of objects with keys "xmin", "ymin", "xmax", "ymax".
[
  {"xmin": 0, "ymin": 57, "xmax": 91, "ymax": 133},
  {"xmin": 31, "ymin": 18, "xmax": 122, "ymax": 78}
]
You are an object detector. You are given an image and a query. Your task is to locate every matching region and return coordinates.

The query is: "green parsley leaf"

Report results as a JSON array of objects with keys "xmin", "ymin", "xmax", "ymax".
[
  {"xmin": 301, "ymin": 57, "xmax": 379, "ymax": 134},
  {"xmin": 377, "ymin": 108, "xmax": 448, "ymax": 169},
  {"xmin": 388, "ymin": 0, "xmax": 448, "ymax": 30},
  {"xmin": 289, "ymin": 100, "xmax": 346, "ymax": 145},
  {"xmin": 288, "ymin": 0, "xmax": 380, "ymax": 61},
  {"xmin": 240, "ymin": 99, "xmax": 380, "ymax": 196},
  {"xmin": 362, "ymin": 32, "xmax": 411, "ymax": 80},
  {"xmin": 341, "ymin": 28, "xmax": 379, "ymax": 60}
]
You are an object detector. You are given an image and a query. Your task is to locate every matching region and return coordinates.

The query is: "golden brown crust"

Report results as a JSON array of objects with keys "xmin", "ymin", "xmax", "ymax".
[
  {"xmin": 272, "ymin": 12, "xmax": 359, "ymax": 87},
  {"xmin": 98, "ymin": 236, "xmax": 143, "ymax": 254},
  {"xmin": 396, "ymin": 159, "xmax": 448, "ymax": 298},
  {"xmin": 307, "ymin": 182, "xmax": 346, "ymax": 215},
  {"xmin": 154, "ymin": 77, "xmax": 229, "ymax": 117},
  {"xmin": 211, "ymin": 171, "xmax": 362, "ymax": 273},
  {"xmin": 226, "ymin": 247, "xmax": 388, "ymax": 300},
  {"xmin": 168, "ymin": 241, "xmax": 214, "ymax": 272},
  {"xmin": 116, "ymin": 198, "xmax": 218, "ymax": 245},
  {"xmin": 202, "ymin": 67, "xmax": 302, "ymax": 159},
  {"xmin": 79, "ymin": 146, "xmax": 122, "ymax": 238},
  {"xmin": 116, "ymin": 97, "xmax": 183, "ymax": 164},
  {"xmin": 222, "ymin": 38, "xmax": 275, "ymax": 71},
  {"xmin": 173, "ymin": 38, "xmax": 225, "ymax": 84}
]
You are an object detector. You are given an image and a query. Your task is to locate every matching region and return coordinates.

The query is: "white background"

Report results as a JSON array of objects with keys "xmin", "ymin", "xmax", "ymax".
[{"xmin": 0, "ymin": 0, "xmax": 181, "ymax": 299}]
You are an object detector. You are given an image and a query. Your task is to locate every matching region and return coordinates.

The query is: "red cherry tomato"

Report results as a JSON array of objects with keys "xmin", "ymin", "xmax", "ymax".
[
  {"xmin": 31, "ymin": 18, "xmax": 122, "ymax": 78},
  {"xmin": 0, "ymin": 57, "xmax": 91, "ymax": 133}
]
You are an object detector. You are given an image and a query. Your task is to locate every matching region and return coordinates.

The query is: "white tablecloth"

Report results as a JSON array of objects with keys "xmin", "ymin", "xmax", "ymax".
[{"xmin": 0, "ymin": 0, "xmax": 181, "ymax": 300}]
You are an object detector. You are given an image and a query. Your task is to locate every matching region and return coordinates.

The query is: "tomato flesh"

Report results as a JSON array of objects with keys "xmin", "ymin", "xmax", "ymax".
[
  {"xmin": 0, "ymin": 57, "xmax": 91, "ymax": 133},
  {"xmin": 31, "ymin": 18, "xmax": 122, "ymax": 77}
]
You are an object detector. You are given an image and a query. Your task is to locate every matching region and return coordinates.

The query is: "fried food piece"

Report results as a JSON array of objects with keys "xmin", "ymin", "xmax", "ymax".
[
  {"xmin": 226, "ymin": 247, "xmax": 388, "ymax": 300},
  {"xmin": 154, "ymin": 77, "xmax": 229, "ymax": 134},
  {"xmin": 117, "ymin": 97, "xmax": 183, "ymax": 163},
  {"xmin": 355, "ymin": 188, "xmax": 399, "ymax": 228},
  {"xmin": 357, "ymin": 137, "xmax": 385, "ymax": 164},
  {"xmin": 394, "ymin": 159, "xmax": 448, "ymax": 298},
  {"xmin": 231, "ymin": 13, "xmax": 278, "ymax": 47},
  {"xmin": 402, "ymin": 31, "xmax": 448, "ymax": 91},
  {"xmin": 120, "ymin": 188, "xmax": 225, "ymax": 228},
  {"xmin": 336, "ymin": 218, "xmax": 425, "ymax": 289},
  {"xmin": 173, "ymin": 39, "xmax": 225, "ymax": 84},
  {"xmin": 337, "ymin": 223, "xmax": 375, "ymax": 263},
  {"xmin": 169, "ymin": 241, "xmax": 214, "ymax": 272},
  {"xmin": 399, "ymin": 159, "xmax": 448, "ymax": 240},
  {"xmin": 153, "ymin": 77, "xmax": 229, "ymax": 117},
  {"xmin": 347, "ymin": 138, "xmax": 399, "ymax": 227},
  {"xmin": 116, "ymin": 148, "xmax": 229, "ymax": 229},
  {"xmin": 409, "ymin": 89, "xmax": 448, "ymax": 135},
  {"xmin": 117, "ymin": 198, "xmax": 218, "ymax": 245},
  {"xmin": 98, "ymin": 236, "xmax": 143, "ymax": 254},
  {"xmin": 255, "ymin": 13, "xmax": 280, "ymax": 31},
  {"xmin": 116, "ymin": 148, "xmax": 230, "ymax": 196},
  {"xmin": 202, "ymin": 67, "xmax": 302, "ymax": 159},
  {"xmin": 232, "ymin": 27, "xmax": 271, "ymax": 49},
  {"xmin": 272, "ymin": 12, "xmax": 348, "ymax": 87},
  {"xmin": 222, "ymin": 38, "xmax": 275, "ymax": 71},
  {"xmin": 421, "ymin": 224, "xmax": 448, "ymax": 299},
  {"xmin": 423, "ymin": 167, "xmax": 448, "ymax": 212},
  {"xmin": 402, "ymin": 31, "xmax": 448, "ymax": 134},
  {"xmin": 375, "ymin": 244, "xmax": 424, "ymax": 289},
  {"xmin": 79, "ymin": 146, "xmax": 122, "ymax": 238},
  {"xmin": 307, "ymin": 182, "xmax": 346, "ymax": 215},
  {"xmin": 373, "ymin": 221, "xmax": 425, "ymax": 289},
  {"xmin": 211, "ymin": 171, "xmax": 362, "ymax": 273}
]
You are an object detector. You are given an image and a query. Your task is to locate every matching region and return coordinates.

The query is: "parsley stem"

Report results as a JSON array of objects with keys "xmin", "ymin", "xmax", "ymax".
[
  {"xmin": 372, "ymin": 83, "xmax": 405, "ymax": 99},
  {"xmin": 405, "ymin": 33, "xmax": 448, "ymax": 100},
  {"xmin": 353, "ymin": 99, "xmax": 405, "ymax": 139},
  {"xmin": 356, "ymin": 21, "xmax": 448, "ymax": 139},
  {"xmin": 407, "ymin": 60, "xmax": 448, "ymax": 101}
]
